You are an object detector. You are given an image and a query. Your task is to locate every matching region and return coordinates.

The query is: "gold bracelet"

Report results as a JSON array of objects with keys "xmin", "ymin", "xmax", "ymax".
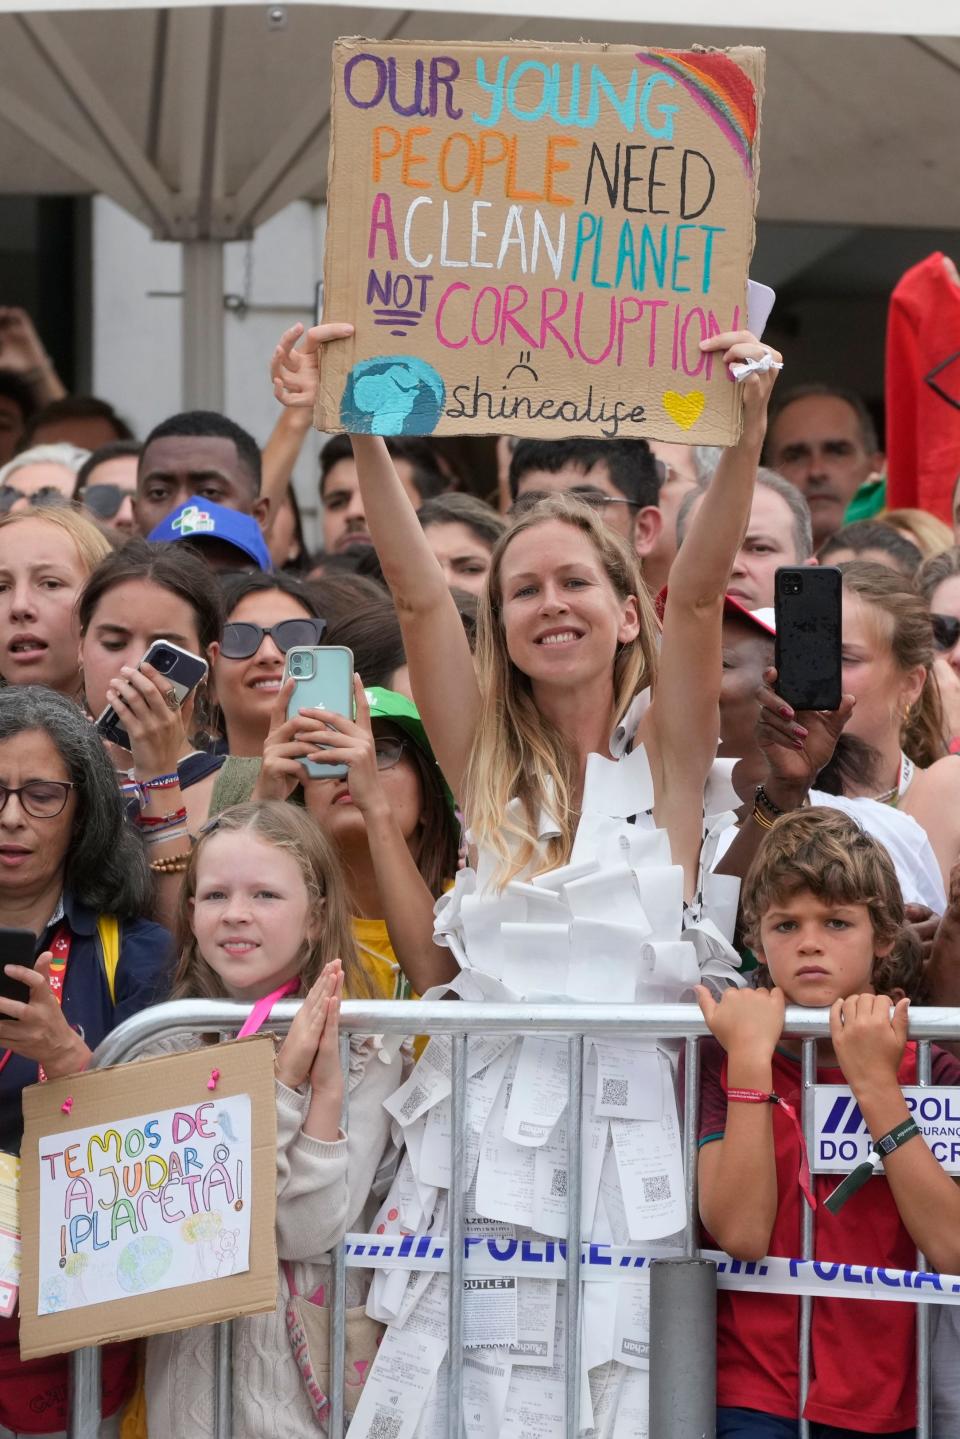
[
  {"xmin": 752, "ymin": 803, "xmax": 776, "ymax": 831},
  {"xmin": 150, "ymin": 851, "xmax": 191, "ymax": 874}
]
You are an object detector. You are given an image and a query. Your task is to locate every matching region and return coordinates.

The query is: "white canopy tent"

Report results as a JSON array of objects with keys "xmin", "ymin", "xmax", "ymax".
[{"xmin": 0, "ymin": 1, "xmax": 957, "ymax": 407}]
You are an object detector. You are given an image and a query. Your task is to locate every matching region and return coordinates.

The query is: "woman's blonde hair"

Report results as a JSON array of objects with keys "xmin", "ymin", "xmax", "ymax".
[
  {"xmin": 466, "ymin": 493, "xmax": 659, "ymax": 884},
  {"xmin": 0, "ymin": 504, "xmax": 112, "ymax": 575},
  {"xmin": 840, "ymin": 559, "xmax": 946, "ymax": 767},
  {"xmin": 882, "ymin": 508, "xmax": 953, "ymax": 562},
  {"xmin": 171, "ymin": 801, "xmax": 372, "ymax": 1000},
  {"xmin": 742, "ymin": 807, "xmax": 923, "ymax": 999}
]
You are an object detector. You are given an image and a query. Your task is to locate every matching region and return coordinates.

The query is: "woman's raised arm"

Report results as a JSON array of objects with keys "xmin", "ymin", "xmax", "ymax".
[
  {"xmin": 643, "ymin": 332, "xmax": 781, "ymax": 888},
  {"xmin": 272, "ymin": 324, "xmax": 481, "ymax": 801}
]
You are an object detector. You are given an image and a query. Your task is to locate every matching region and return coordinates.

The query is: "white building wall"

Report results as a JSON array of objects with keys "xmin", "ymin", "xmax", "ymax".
[{"xmin": 91, "ymin": 195, "xmax": 327, "ymax": 548}]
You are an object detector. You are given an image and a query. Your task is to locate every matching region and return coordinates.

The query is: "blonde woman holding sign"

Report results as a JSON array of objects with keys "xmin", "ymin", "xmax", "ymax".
[
  {"xmin": 273, "ymin": 321, "xmax": 780, "ymax": 908},
  {"xmin": 273, "ymin": 322, "xmax": 779, "ymax": 1434}
]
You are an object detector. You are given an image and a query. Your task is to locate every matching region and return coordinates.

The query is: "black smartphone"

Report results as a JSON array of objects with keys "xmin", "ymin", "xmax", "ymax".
[
  {"xmin": 0, "ymin": 927, "xmax": 38, "ymax": 1008},
  {"xmin": 774, "ymin": 567, "xmax": 843, "ymax": 712},
  {"xmin": 94, "ymin": 640, "xmax": 208, "ymax": 749}
]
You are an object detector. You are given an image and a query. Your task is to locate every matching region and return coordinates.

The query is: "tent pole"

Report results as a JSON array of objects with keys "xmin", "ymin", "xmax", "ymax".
[{"xmin": 181, "ymin": 238, "xmax": 224, "ymax": 412}]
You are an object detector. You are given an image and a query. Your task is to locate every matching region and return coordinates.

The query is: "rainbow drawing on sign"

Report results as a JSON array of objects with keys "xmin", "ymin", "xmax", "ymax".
[{"xmin": 635, "ymin": 51, "xmax": 758, "ymax": 175}]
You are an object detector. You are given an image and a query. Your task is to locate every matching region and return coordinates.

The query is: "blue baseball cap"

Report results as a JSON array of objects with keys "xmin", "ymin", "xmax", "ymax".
[{"xmin": 148, "ymin": 496, "xmax": 272, "ymax": 571}]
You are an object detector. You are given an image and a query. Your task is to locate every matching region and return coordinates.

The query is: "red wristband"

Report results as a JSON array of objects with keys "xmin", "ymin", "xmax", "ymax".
[{"xmin": 726, "ymin": 1087, "xmax": 816, "ymax": 1210}]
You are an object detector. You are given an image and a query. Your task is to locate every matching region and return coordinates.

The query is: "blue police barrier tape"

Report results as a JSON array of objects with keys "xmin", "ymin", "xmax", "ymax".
[{"xmin": 344, "ymin": 1233, "xmax": 960, "ymax": 1306}]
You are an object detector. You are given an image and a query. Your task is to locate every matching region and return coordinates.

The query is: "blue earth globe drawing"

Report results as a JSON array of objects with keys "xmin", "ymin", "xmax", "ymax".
[
  {"xmin": 116, "ymin": 1235, "xmax": 173, "ymax": 1294},
  {"xmin": 341, "ymin": 356, "xmax": 445, "ymax": 435}
]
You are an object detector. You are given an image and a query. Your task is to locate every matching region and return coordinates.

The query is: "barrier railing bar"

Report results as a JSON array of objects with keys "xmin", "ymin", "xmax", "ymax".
[
  {"xmin": 89, "ymin": 1002, "xmax": 960, "ymax": 1063},
  {"xmin": 328, "ymin": 1030, "xmax": 352, "ymax": 1439},
  {"xmin": 682, "ymin": 1036, "xmax": 700, "ymax": 1258},
  {"xmin": 448, "ymin": 1032, "xmax": 467, "ymax": 1439},
  {"xmin": 214, "ymin": 1319, "xmax": 232, "ymax": 1438},
  {"xmin": 916, "ymin": 1039, "xmax": 932, "ymax": 1439},
  {"xmin": 68, "ymin": 1341, "xmax": 100, "ymax": 1439},
  {"xmin": 564, "ymin": 1033, "xmax": 584, "ymax": 1438},
  {"xmin": 799, "ymin": 1037, "xmax": 816, "ymax": 1439}
]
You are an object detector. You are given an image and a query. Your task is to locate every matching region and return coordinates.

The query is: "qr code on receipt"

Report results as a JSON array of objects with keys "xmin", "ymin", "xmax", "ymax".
[
  {"xmin": 601, "ymin": 1077, "xmax": 629, "ymax": 1107},
  {"xmin": 642, "ymin": 1174, "xmax": 671, "ymax": 1204},
  {"xmin": 369, "ymin": 1408, "xmax": 403, "ymax": 1439},
  {"xmin": 399, "ymin": 1085, "xmax": 429, "ymax": 1122}
]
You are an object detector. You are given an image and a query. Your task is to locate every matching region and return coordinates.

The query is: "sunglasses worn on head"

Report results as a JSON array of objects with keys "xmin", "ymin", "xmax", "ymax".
[
  {"xmin": 932, "ymin": 613, "xmax": 960, "ymax": 652},
  {"xmin": 220, "ymin": 616, "xmax": 327, "ymax": 660},
  {"xmin": 80, "ymin": 483, "xmax": 136, "ymax": 519}
]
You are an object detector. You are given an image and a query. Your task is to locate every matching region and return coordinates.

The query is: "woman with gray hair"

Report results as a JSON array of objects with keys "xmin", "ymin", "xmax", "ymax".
[
  {"xmin": 0, "ymin": 685, "xmax": 172, "ymax": 1438},
  {"xmin": 0, "ymin": 442, "xmax": 89, "ymax": 510}
]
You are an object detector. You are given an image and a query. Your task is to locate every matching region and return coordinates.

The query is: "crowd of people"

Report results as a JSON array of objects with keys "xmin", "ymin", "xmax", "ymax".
[{"xmin": 0, "ymin": 289, "xmax": 959, "ymax": 1439}]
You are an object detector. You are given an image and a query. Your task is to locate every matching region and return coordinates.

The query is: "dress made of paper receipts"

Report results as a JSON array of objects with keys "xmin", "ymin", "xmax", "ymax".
[{"xmin": 349, "ymin": 705, "xmax": 744, "ymax": 1439}]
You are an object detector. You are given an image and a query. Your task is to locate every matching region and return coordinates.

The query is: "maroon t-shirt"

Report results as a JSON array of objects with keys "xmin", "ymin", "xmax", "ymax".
[{"xmin": 698, "ymin": 1037, "xmax": 960, "ymax": 1432}]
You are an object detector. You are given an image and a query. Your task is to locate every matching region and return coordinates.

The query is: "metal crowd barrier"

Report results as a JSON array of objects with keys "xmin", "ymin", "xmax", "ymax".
[{"xmin": 64, "ymin": 999, "xmax": 956, "ymax": 1439}]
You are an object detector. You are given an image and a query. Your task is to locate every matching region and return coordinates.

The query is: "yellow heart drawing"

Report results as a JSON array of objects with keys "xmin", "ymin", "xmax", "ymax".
[{"xmin": 663, "ymin": 390, "xmax": 706, "ymax": 429}]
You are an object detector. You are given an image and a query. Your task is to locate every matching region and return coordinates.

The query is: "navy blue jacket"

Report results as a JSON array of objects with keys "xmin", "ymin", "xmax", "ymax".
[{"xmin": 0, "ymin": 892, "xmax": 173, "ymax": 1154}]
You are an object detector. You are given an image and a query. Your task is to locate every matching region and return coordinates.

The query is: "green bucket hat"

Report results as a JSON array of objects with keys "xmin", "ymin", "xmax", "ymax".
[{"xmin": 364, "ymin": 686, "xmax": 457, "ymax": 814}]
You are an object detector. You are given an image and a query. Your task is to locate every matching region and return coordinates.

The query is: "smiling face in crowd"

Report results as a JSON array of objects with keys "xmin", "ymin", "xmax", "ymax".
[
  {"xmin": 213, "ymin": 588, "xmax": 320, "ymax": 754},
  {"xmin": 497, "ymin": 519, "xmax": 639, "ymax": 697},
  {"xmin": 190, "ymin": 831, "xmax": 319, "ymax": 999}
]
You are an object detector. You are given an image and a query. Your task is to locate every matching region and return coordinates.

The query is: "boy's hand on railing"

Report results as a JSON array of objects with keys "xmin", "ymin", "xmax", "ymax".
[
  {"xmin": 270, "ymin": 321, "xmax": 354, "ymax": 411},
  {"xmin": 695, "ymin": 984, "xmax": 785, "ymax": 1063},
  {"xmin": 830, "ymin": 993, "xmax": 909, "ymax": 1096}
]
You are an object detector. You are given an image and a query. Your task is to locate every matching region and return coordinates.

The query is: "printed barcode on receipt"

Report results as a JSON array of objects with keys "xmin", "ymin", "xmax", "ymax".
[
  {"xmin": 550, "ymin": 1167, "xmax": 567, "ymax": 1198},
  {"xmin": 370, "ymin": 1409, "xmax": 403, "ymax": 1439},
  {"xmin": 642, "ymin": 1174, "xmax": 671, "ymax": 1203},
  {"xmin": 601, "ymin": 1077, "xmax": 629, "ymax": 1107}
]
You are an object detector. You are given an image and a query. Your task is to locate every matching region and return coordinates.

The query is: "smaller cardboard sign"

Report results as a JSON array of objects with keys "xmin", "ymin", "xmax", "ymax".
[
  {"xmin": 811, "ymin": 1085, "xmax": 960, "ymax": 1174},
  {"xmin": 19, "ymin": 1036, "xmax": 277, "ymax": 1358}
]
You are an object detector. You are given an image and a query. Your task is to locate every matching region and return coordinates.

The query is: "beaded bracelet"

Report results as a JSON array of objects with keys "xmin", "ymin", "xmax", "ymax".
[
  {"xmin": 149, "ymin": 852, "xmax": 191, "ymax": 874},
  {"xmin": 755, "ymin": 783, "xmax": 786, "ymax": 819}
]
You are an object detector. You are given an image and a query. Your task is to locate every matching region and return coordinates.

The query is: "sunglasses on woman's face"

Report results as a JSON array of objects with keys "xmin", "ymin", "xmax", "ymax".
[
  {"xmin": 932, "ymin": 613, "xmax": 960, "ymax": 652},
  {"xmin": 219, "ymin": 616, "xmax": 327, "ymax": 660}
]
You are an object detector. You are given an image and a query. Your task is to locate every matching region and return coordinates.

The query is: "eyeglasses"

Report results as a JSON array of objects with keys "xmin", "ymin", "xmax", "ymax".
[
  {"xmin": 511, "ymin": 479, "xmax": 669, "ymax": 517},
  {"xmin": 932, "ymin": 613, "xmax": 960, "ymax": 652},
  {"xmin": 0, "ymin": 486, "xmax": 70, "ymax": 513},
  {"xmin": 0, "ymin": 780, "xmax": 76, "ymax": 818},
  {"xmin": 79, "ymin": 484, "xmax": 136, "ymax": 520},
  {"xmin": 220, "ymin": 617, "xmax": 327, "ymax": 660},
  {"xmin": 374, "ymin": 736, "xmax": 407, "ymax": 770}
]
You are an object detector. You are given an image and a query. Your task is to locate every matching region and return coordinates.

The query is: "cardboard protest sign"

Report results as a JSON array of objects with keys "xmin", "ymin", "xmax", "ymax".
[
  {"xmin": 19, "ymin": 1035, "xmax": 277, "ymax": 1358},
  {"xmin": 319, "ymin": 39, "xmax": 765, "ymax": 445}
]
